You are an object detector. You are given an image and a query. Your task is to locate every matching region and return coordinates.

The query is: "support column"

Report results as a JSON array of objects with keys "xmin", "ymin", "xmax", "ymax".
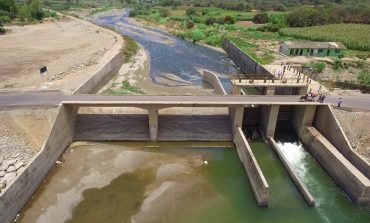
[
  {"xmin": 148, "ymin": 108, "xmax": 158, "ymax": 141},
  {"xmin": 264, "ymin": 86, "xmax": 276, "ymax": 95},
  {"xmin": 261, "ymin": 105, "xmax": 280, "ymax": 137},
  {"xmin": 232, "ymin": 85, "xmax": 242, "ymax": 95},
  {"xmin": 230, "ymin": 105, "xmax": 244, "ymax": 136},
  {"xmin": 291, "ymin": 105, "xmax": 316, "ymax": 137}
]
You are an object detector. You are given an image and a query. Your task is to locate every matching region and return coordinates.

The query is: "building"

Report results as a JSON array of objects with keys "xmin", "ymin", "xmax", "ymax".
[{"xmin": 279, "ymin": 41, "xmax": 346, "ymax": 57}]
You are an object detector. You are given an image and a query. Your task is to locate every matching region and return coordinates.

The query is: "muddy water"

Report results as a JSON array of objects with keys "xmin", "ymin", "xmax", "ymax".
[
  {"xmin": 94, "ymin": 10, "xmax": 238, "ymax": 92},
  {"xmin": 16, "ymin": 140, "xmax": 370, "ymax": 223}
]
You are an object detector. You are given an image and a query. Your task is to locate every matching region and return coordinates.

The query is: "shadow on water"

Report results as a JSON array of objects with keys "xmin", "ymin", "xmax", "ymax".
[
  {"xmin": 94, "ymin": 10, "xmax": 238, "ymax": 91},
  {"xmin": 275, "ymin": 128, "xmax": 370, "ymax": 223}
]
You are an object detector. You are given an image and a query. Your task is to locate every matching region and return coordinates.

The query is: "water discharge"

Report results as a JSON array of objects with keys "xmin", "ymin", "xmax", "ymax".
[
  {"xmin": 275, "ymin": 129, "xmax": 370, "ymax": 223},
  {"xmin": 16, "ymin": 140, "xmax": 370, "ymax": 223}
]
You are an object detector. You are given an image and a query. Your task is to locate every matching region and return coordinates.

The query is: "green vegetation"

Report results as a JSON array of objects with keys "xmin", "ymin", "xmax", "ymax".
[
  {"xmin": 122, "ymin": 35, "xmax": 139, "ymax": 62},
  {"xmin": 227, "ymin": 36, "xmax": 274, "ymax": 65},
  {"xmin": 0, "ymin": 0, "xmax": 58, "ymax": 28},
  {"xmin": 104, "ymin": 80, "xmax": 144, "ymax": 95},
  {"xmin": 307, "ymin": 62, "xmax": 326, "ymax": 73},
  {"xmin": 279, "ymin": 24, "xmax": 370, "ymax": 51},
  {"xmin": 358, "ymin": 69, "xmax": 370, "ymax": 85}
]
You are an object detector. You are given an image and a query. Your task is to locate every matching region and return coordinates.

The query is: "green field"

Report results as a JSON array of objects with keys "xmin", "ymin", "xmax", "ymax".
[{"xmin": 279, "ymin": 24, "xmax": 370, "ymax": 51}]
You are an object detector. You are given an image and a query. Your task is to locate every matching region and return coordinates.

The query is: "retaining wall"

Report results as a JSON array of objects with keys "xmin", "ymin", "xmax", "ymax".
[
  {"xmin": 203, "ymin": 71, "xmax": 227, "ymax": 95},
  {"xmin": 73, "ymin": 51, "xmax": 124, "ymax": 94},
  {"xmin": 300, "ymin": 127, "xmax": 370, "ymax": 204},
  {"xmin": 314, "ymin": 106, "xmax": 370, "ymax": 180},
  {"xmin": 0, "ymin": 105, "xmax": 78, "ymax": 223},
  {"xmin": 234, "ymin": 127, "xmax": 269, "ymax": 206},
  {"xmin": 223, "ymin": 39, "xmax": 272, "ymax": 77},
  {"xmin": 268, "ymin": 137, "xmax": 315, "ymax": 206}
]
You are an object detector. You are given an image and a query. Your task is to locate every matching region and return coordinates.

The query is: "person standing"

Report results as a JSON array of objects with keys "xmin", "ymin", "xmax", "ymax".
[{"xmin": 337, "ymin": 98, "xmax": 343, "ymax": 107}]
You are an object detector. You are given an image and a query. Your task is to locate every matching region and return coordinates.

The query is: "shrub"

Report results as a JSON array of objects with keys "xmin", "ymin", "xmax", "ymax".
[
  {"xmin": 358, "ymin": 69, "xmax": 370, "ymax": 85},
  {"xmin": 190, "ymin": 29, "xmax": 205, "ymax": 43},
  {"xmin": 252, "ymin": 13, "xmax": 269, "ymax": 24},
  {"xmin": 186, "ymin": 7, "xmax": 196, "ymax": 16},
  {"xmin": 186, "ymin": 20, "xmax": 194, "ymax": 29},
  {"xmin": 122, "ymin": 35, "xmax": 139, "ymax": 62},
  {"xmin": 309, "ymin": 62, "xmax": 326, "ymax": 73},
  {"xmin": 0, "ymin": 15, "xmax": 10, "ymax": 23},
  {"xmin": 223, "ymin": 15, "xmax": 235, "ymax": 24},
  {"xmin": 205, "ymin": 34, "xmax": 223, "ymax": 46},
  {"xmin": 205, "ymin": 17, "xmax": 216, "ymax": 26},
  {"xmin": 201, "ymin": 9, "xmax": 208, "ymax": 16}
]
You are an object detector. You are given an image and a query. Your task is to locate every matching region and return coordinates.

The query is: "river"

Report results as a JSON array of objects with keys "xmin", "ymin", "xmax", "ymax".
[{"xmin": 93, "ymin": 10, "xmax": 238, "ymax": 92}]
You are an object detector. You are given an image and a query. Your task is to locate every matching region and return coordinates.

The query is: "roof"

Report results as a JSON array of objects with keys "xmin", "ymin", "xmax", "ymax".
[{"xmin": 282, "ymin": 41, "xmax": 346, "ymax": 49}]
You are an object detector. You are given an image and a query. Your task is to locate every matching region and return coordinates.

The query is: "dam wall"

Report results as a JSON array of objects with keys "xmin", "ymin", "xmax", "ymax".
[
  {"xmin": 234, "ymin": 127, "xmax": 269, "ymax": 206},
  {"xmin": 299, "ymin": 126, "xmax": 370, "ymax": 204},
  {"xmin": 313, "ymin": 106, "xmax": 370, "ymax": 180},
  {"xmin": 73, "ymin": 51, "xmax": 124, "ymax": 94},
  {"xmin": 203, "ymin": 71, "xmax": 227, "ymax": 95},
  {"xmin": 223, "ymin": 39, "xmax": 272, "ymax": 77},
  {"xmin": 75, "ymin": 107, "xmax": 233, "ymax": 142},
  {"xmin": 0, "ymin": 105, "xmax": 78, "ymax": 223}
]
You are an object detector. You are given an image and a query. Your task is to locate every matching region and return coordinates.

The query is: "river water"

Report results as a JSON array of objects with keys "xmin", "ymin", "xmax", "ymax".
[
  {"xmin": 93, "ymin": 10, "xmax": 238, "ymax": 92},
  {"xmin": 16, "ymin": 139, "xmax": 370, "ymax": 223}
]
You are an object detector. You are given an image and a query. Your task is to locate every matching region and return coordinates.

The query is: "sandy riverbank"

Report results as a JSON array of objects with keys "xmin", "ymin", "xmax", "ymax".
[{"xmin": 0, "ymin": 15, "xmax": 123, "ymax": 92}]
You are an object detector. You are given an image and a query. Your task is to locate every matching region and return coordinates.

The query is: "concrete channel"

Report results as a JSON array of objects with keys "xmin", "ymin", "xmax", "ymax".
[{"xmin": 1, "ymin": 100, "xmax": 370, "ymax": 223}]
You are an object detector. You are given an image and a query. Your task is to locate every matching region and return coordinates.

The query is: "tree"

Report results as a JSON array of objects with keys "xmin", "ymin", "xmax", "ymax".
[
  {"xmin": 252, "ymin": 12, "xmax": 269, "ymax": 24},
  {"xmin": 0, "ymin": 0, "xmax": 17, "ymax": 14},
  {"xmin": 29, "ymin": 0, "xmax": 43, "ymax": 20}
]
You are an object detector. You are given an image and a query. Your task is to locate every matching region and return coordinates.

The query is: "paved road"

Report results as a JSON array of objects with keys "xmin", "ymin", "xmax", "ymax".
[{"xmin": 0, "ymin": 91, "xmax": 369, "ymax": 110}]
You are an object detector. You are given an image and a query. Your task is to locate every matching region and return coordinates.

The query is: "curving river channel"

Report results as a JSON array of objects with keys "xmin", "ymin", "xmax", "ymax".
[{"xmin": 94, "ymin": 10, "xmax": 238, "ymax": 92}]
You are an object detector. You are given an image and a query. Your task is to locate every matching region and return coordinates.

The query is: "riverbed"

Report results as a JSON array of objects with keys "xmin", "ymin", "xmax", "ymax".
[{"xmin": 93, "ymin": 10, "xmax": 238, "ymax": 93}]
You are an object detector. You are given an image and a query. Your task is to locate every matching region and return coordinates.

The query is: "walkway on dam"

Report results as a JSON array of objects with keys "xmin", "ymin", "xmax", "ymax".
[{"xmin": 0, "ymin": 91, "xmax": 369, "ymax": 110}]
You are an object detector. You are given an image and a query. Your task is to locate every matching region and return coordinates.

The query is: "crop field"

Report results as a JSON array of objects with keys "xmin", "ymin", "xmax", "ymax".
[{"xmin": 279, "ymin": 24, "xmax": 370, "ymax": 51}]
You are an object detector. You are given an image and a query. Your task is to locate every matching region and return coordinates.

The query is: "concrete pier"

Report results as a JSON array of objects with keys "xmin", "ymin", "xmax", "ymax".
[
  {"xmin": 261, "ymin": 105, "xmax": 280, "ymax": 137},
  {"xmin": 230, "ymin": 105, "xmax": 244, "ymax": 136},
  {"xmin": 234, "ymin": 127, "xmax": 269, "ymax": 206},
  {"xmin": 148, "ymin": 108, "xmax": 158, "ymax": 141}
]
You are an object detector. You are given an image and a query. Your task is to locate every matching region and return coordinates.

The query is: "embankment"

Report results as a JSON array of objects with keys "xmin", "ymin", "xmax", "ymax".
[
  {"xmin": 223, "ymin": 39, "xmax": 272, "ymax": 77},
  {"xmin": 0, "ymin": 105, "xmax": 77, "ymax": 223}
]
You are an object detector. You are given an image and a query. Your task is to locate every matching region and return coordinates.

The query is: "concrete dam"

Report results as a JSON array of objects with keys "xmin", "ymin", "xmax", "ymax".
[{"xmin": 1, "ymin": 96, "xmax": 370, "ymax": 223}]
